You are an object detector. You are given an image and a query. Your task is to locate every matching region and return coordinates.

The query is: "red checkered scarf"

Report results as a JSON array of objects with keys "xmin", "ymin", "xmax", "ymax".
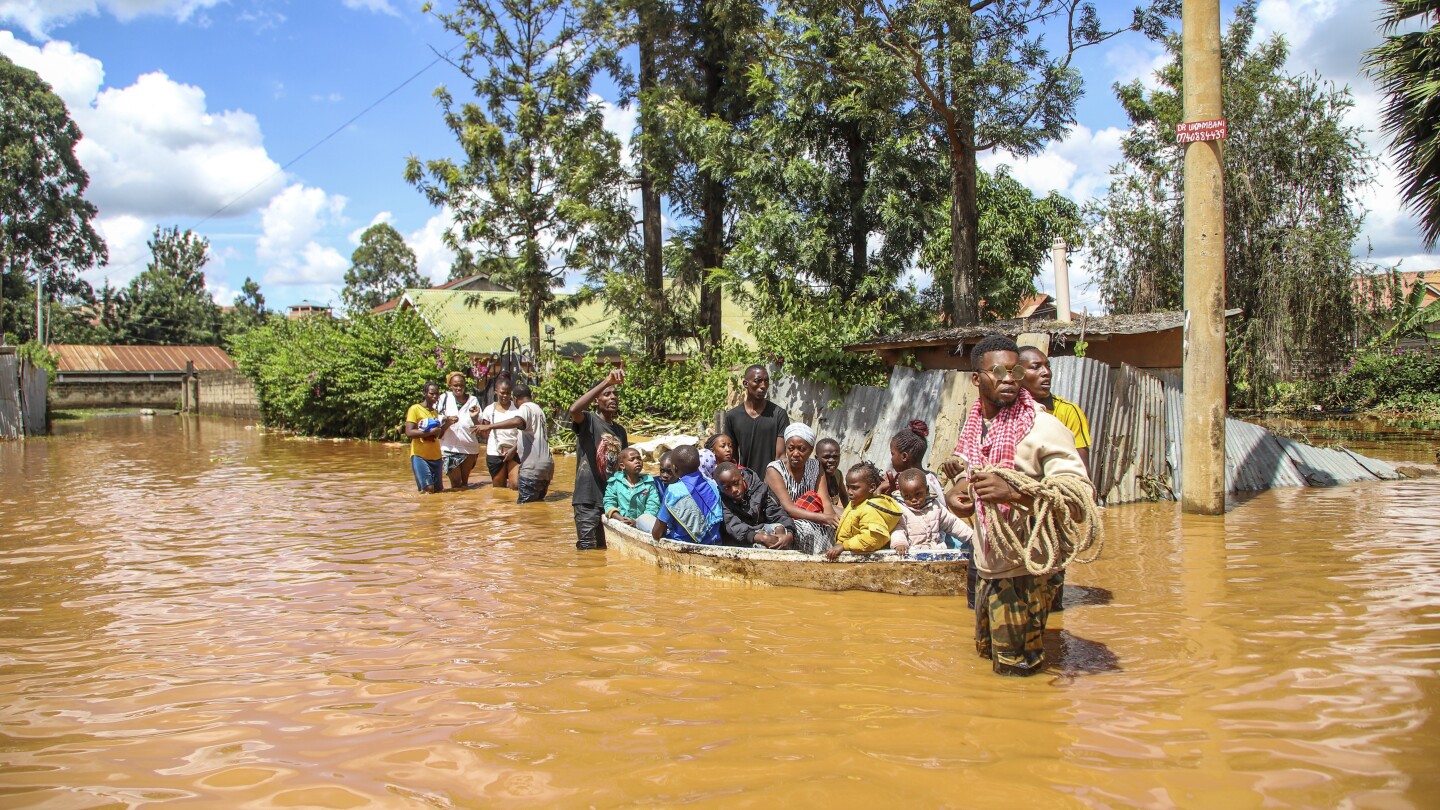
[{"xmin": 954, "ymin": 388, "xmax": 1037, "ymax": 519}]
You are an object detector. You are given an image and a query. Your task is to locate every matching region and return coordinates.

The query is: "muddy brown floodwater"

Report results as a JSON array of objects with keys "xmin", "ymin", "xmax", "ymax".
[{"xmin": 2, "ymin": 415, "xmax": 1438, "ymax": 808}]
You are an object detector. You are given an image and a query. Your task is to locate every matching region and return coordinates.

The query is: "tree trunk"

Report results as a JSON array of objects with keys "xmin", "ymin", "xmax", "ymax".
[
  {"xmin": 638, "ymin": 0, "xmax": 666, "ymax": 361},
  {"xmin": 696, "ymin": 1, "xmax": 725, "ymax": 353},
  {"xmin": 528, "ymin": 298, "xmax": 542, "ymax": 357},
  {"xmin": 950, "ymin": 124, "xmax": 980, "ymax": 326},
  {"xmin": 845, "ymin": 121, "xmax": 868, "ymax": 295},
  {"xmin": 699, "ymin": 174, "xmax": 724, "ymax": 351}
]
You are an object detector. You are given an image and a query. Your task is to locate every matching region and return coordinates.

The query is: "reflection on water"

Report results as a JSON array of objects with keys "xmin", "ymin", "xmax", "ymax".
[
  {"xmin": 2, "ymin": 415, "xmax": 1438, "ymax": 807},
  {"xmin": 1250, "ymin": 413, "xmax": 1440, "ymax": 465}
]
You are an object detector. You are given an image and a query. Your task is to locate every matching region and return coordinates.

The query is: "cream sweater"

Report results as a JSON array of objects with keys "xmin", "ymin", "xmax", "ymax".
[{"xmin": 965, "ymin": 410, "xmax": 1091, "ymax": 579}]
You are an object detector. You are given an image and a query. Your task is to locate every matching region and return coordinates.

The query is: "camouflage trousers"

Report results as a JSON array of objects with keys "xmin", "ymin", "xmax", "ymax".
[{"xmin": 974, "ymin": 572, "xmax": 1060, "ymax": 677}]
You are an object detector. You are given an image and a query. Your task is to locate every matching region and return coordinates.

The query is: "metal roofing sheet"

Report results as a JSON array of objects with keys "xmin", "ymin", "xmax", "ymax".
[
  {"xmin": 1049, "ymin": 356, "xmax": 1114, "ymax": 484},
  {"xmin": 1151, "ymin": 369, "xmax": 1184, "ymax": 498},
  {"xmin": 862, "ymin": 367, "xmax": 946, "ymax": 471},
  {"xmin": 769, "ymin": 366, "xmax": 839, "ymax": 430},
  {"xmin": 1341, "ymin": 448, "xmax": 1403, "ymax": 481},
  {"xmin": 1276, "ymin": 438, "xmax": 1381, "ymax": 486},
  {"xmin": 51, "ymin": 344, "xmax": 236, "ymax": 373},
  {"xmin": 816, "ymin": 384, "xmax": 888, "ymax": 471},
  {"xmin": 0, "ymin": 353, "xmax": 20, "ymax": 439},
  {"xmin": 1096, "ymin": 364, "xmax": 1170, "ymax": 505},
  {"xmin": 1225, "ymin": 418, "xmax": 1308, "ymax": 493}
]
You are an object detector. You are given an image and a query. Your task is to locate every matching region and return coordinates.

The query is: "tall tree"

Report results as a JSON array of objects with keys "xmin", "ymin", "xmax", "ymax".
[
  {"xmin": 833, "ymin": 0, "xmax": 1172, "ymax": 325},
  {"xmin": 223, "ymin": 276, "xmax": 269, "ymax": 339},
  {"xmin": 341, "ymin": 222, "xmax": 424, "ymax": 312},
  {"xmin": 0, "ymin": 54, "xmax": 106, "ymax": 342},
  {"xmin": 661, "ymin": 0, "xmax": 766, "ymax": 350},
  {"xmin": 408, "ymin": 0, "xmax": 635, "ymax": 354},
  {"xmin": 116, "ymin": 226, "xmax": 223, "ymax": 346},
  {"xmin": 1086, "ymin": 1, "xmax": 1371, "ymax": 405},
  {"xmin": 1365, "ymin": 0, "xmax": 1440, "ymax": 248}
]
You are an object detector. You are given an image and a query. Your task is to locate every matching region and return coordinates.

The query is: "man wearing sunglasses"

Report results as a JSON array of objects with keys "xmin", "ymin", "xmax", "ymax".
[{"xmin": 941, "ymin": 334, "xmax": 1092, "ymax": 677}]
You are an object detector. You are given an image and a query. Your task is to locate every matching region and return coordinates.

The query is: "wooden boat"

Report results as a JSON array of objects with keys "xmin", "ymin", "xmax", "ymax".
[{"xmin": 603, "ymin": 518, "xmax": 969, "ymax": 597}]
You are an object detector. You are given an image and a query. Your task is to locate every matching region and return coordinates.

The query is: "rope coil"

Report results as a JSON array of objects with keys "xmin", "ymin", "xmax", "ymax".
[{"xmin": 974, "ymin": 468, "xmax": 1103, "ymax": 576}]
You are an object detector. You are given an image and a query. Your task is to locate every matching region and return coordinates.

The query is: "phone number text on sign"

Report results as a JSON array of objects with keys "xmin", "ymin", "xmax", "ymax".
[{"xmin": 1177, "ymin": 119, "xmax": 1227, "ymax": 143}]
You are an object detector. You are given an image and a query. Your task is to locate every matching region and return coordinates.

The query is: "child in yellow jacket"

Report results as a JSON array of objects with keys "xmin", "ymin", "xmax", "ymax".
[{"xmin": 826, "ymin": 460, "xmax": 903, "ymax": 560}]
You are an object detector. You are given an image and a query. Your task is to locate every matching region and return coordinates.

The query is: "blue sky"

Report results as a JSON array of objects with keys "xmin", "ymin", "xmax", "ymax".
[{"xmin": 0, "ymin": 0, "xmax": 1432, "ymax": 315}]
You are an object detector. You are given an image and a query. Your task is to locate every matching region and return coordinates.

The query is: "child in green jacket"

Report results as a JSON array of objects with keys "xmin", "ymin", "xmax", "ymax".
[{"xmin": 604, "ymin": 447, "xmax": 661, "ymax": 526}]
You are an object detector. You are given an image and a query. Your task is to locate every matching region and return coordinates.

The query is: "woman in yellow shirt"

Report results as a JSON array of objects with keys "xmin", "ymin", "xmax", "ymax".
[{"xmin": 404, "ymin": 382, "xmax": 454, "ymax": 493}]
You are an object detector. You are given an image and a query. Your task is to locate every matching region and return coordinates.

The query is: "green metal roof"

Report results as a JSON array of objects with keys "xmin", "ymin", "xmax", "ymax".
[{"xmin": 400, "ymin": 288, "xmax": 756, "ymax": 356}]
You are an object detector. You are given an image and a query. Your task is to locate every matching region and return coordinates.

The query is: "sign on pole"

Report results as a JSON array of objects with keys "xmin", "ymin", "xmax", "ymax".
[{"xmin": 1177, "ymin": 119, "xmax": 1227, "ymax": 143}]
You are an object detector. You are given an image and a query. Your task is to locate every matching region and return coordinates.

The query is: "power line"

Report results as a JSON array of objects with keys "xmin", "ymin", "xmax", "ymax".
[{"xmin": 96, "ymin": 44, "xmax": 461, "ymax": 280}]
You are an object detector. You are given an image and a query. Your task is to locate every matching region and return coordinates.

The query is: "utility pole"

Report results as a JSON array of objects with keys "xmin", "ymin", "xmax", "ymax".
[
  {"xmin": 35, "ymin": 266, "xmax": 44, "ymax": 346},
  {"xmin": 1181, "ymin": 0, "xmax": 1227, "ymax": 514}
]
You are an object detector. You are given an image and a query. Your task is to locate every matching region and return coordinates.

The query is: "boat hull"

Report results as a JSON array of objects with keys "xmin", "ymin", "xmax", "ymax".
[{"xmin": 603, "ymin": 518, "xmax": 969, "ymax": 597}]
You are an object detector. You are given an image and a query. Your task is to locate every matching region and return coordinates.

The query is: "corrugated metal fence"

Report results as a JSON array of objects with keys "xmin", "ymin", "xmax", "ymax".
[
  {"xmin": 0, "ymin": 348, "xmax": 47, "ymax": 439},
  {"xmin": 771, "ymin": 358, "xmax": 1403, "ymax": 506}
]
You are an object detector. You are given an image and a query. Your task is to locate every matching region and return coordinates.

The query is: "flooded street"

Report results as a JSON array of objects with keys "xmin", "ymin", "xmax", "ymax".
[{"xmin": 2, "ymin": 414, "xmax": 1438, "ymax": 808}]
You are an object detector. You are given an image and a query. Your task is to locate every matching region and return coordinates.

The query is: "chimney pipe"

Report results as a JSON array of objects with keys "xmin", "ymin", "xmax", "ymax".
[{"xmin": 1051, "ymin": 237, "xmax": 1072, "ymax": 322}]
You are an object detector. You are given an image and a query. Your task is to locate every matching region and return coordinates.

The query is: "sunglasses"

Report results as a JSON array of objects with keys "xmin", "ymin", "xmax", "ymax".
[{"xmin": 982, "ymin": 363, "xmax": 1027, "ymax": 382}]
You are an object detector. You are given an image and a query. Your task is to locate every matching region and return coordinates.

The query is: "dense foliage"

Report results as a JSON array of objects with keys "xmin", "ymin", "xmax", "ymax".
[
  {"xmin": 532, "ymin": 341, "xmax": 758, "ymax": 431},
  {"xmin": 230, "ymin": 309, "xmax": 471, "ymax": 440},
  {"xmin": 1318, "ymin": 348, "xmax": 1440, "ymax": 414},
  {"xmin": 1086, "ymin": 1, "xmax": 1371, "ymax": 407},
  {"xmin": 408, "ymin": 0, "xmax": 635, "ymax": 354},
  {"xmin": 1364, "ymin": 0, "xmax": 1440, "ymax": 248},
  {"xmin": 0, "ymin": 54, "xmax": 107, "ymax": 342}
]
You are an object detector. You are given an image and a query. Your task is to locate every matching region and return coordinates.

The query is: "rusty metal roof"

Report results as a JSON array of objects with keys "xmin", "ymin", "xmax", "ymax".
[
  {"xmin": 50, "ymin": 345, "xmax": 236, "ymax": 373},
  {"xmin": 846, "ymin": 309, "xmax": 1243, "ymax": 351}
]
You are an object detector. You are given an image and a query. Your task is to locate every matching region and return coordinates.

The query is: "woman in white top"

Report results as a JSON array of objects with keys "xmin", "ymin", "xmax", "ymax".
[
  {"xmin": 437, "ymin": 371, "xmax": 483, "ymax": 489},
  {"xmin": 479, "ymin": 377, "xmax": 522, "ymax": 488}
]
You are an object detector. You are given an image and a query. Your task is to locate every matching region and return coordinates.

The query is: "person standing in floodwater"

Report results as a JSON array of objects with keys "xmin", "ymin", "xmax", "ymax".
[
  {"xmin": 1016, "ymin": 346, "xmax": 1092, "ymax": 475},
  {"xmin": 942, "ymin": 335, "xmax": 1091, "ymax": 677},
  {"xmin": 1016, "ymin": 344, "xmax": 1094, "ymax": 613},
  {"xmin": 476, "ymin": 381, "xmax": 554, "ymax": 504},
  {"xmin": 404, "ymin": 382, "xmax": 454, "ymax": 494},
  {"xmin": 723, "ymin": 365, "xmax": 790, "ymax": 469},
  {"xmin": 568, "ymin": 368, "xmax": 628, "ymax": 550}
]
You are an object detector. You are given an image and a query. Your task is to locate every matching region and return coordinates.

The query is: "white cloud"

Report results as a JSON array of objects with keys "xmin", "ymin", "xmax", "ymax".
[
  {"xmin": 257, "ymin": 184, "xmax": 347, "ymax": 261},
  {"xmin": 0, "ymin": 0, "xmax": 224, "ymax": 37},
  {"xmin": 257, "ymin": 185, "xmax": 351, "ymax": 287},
  {"xmin": 90, "ymin": 214, "xmax": 152, "ymax": 286},
  {"xmin": 1105, "ymin": 40, "xmax": 1169, "ymax": 90},
  {"xmin": 406, "ymin": 209, "xmax": 459, "ymax": 285},
  {"xmin": 979, "ymin": 124, "xmax": 1126, "ymax": 203},
  {"xmin": 341, "ymin": 0, "xmax": 398, "ymax": 16},
  {"xmin": 0, "ymin": 32, "xmax": 285, "ymax": 224}
]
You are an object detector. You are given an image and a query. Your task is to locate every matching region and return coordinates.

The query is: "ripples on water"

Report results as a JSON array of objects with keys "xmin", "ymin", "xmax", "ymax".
[{"xmin": 1, "ymin": 415, "xmax": 1437, "ymax": 808}]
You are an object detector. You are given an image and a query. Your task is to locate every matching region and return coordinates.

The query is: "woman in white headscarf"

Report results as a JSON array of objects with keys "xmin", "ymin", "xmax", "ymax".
[{"xmin": 763, "ymin": 423, "xmax": 839, "ymax": 554}]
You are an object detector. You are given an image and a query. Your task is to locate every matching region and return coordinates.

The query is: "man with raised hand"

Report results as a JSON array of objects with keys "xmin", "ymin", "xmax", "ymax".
[
  {"xmin": 568, "ymin": 368, "xmax": 628, "ymax": 551},
  {"xmin": 942, "ymin": 335, "xmax": 1091, "ymax": 677}
]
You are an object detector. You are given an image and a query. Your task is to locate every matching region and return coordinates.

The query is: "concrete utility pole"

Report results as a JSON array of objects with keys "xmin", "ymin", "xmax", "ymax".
[{"xmin": 1181, "ymin": 0, "xmax": 1227, "ymax": 514}]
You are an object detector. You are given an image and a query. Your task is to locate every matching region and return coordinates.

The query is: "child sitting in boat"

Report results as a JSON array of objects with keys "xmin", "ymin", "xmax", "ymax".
[
  {"xmin": 825, "ymin": 460, "xmax": 903, "ymax": 560},
  {"xmin": 714, "ymin": 461, "xmax": 795, "ymax": 550},
  {"xmin": 605, "ymin": 447, "xmax": 660, "ymax": 528},
  {"xmin": 706, "ymin": 433, "xmax": 739, "ymax": 467},
  {"xmin": 650, "ymin": 445, "xmax": 725, "ymax": 545},
  {"xmin": 815, "ymin": 437, "xmax": 847, "ymax": 509},
  {"xmin": 885, "ymin": 419, "xmax": 971, "ymax": 519},
  {"xmin": 890, "ymin": 468, "xmax": 972, "ymax": 556}
]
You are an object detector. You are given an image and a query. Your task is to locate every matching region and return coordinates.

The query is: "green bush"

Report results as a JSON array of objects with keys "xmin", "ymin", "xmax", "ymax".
[
  {"xmin": 1321, "ymin": 348, "xmax": 1440, "ymax": 413},
  {"xmin": 230, "ymin": 309, "xmax": 471, "ymax": 439},
  {"xmin": 532, "ymin": 341, "xmax": 758, "ymax": 438},
  {"xmin": 15, "ymin": 341, "xmax": 58, "ymax": 376}
]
